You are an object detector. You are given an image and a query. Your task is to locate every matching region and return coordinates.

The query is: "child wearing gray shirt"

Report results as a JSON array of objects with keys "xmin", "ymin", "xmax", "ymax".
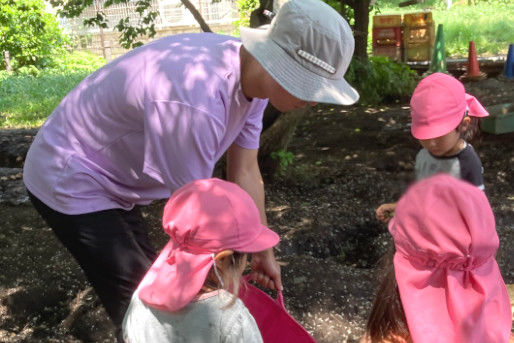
[{"xmin": 122, "ymin": 178, "xmax": 280, "ymax": 343}]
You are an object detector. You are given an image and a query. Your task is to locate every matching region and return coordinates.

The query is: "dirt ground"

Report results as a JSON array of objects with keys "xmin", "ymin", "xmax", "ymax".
[{"xmin": 0, "ymin": 77, "xmax": 513, "ymax": 342}]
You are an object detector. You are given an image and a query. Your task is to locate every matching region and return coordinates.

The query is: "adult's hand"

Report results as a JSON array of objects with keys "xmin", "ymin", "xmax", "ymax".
[{"xmin": 250, "ymin": 248, "xmax": 283, "ymax": 291}]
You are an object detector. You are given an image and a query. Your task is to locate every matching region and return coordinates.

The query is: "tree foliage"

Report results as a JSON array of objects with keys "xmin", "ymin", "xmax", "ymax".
[
  {"xmin": 49, "ymin": 0, "xmax": 159, "ymax": 49},
  {"xmin": 49, "ymin": 0, "xmax": 215, "ymax": 49},
  {"xmin": 234, "ymin": 0, "xmax": 259, "ymax": 29},
  {"xmin": 0, "ymin": 0, "xmax": 68, "ymax": 71}
]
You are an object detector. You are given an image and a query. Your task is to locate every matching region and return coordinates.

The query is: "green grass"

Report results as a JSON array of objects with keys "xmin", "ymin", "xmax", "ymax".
[
  {"xmin": 373, "ymin": 0, "xmax": 514, "ymax": 57},
  {"xmin": 0, "ymin": 51, "xmax": 105, "ymax": 128}
]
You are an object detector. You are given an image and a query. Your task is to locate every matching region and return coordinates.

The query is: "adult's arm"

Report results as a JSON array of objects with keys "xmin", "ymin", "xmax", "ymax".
[{"xmin": 226, "ymin": 143, "xmax": 283, "ymax": 291}]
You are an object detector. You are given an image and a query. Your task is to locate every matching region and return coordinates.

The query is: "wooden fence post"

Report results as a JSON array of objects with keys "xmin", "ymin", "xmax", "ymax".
[
  {"xmin": 104, "ymin": 40, "xmax": 112, "ymax": 63},
  {"xmin": 3, "ymin": 51, "xmax": 12, "ymax": 72}
]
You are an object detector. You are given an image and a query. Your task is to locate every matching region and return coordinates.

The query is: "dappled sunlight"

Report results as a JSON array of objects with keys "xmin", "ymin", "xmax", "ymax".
[
  {"xmin": 183, "ymin": 62, "xmax": 208, "ymax": 91},
  {"xmin": 0, "ymin": 325, "xmax": 33, "ymax": 343},
  {"xmin": 0, "ymin": 287, "xmax": 28, "ymax": 342},
  {"xmin": 269, "ymin": 205, "xmax": 290, "ymax": 220},
  {"xmin": 496, "ymin": 171, "xmax": 508, "ymax": 184},
  {"xmin": 0, "ymin": 286, "xmax": 24, "ymax": 299},
  {"xmin": 299, "ymin": 217, "xmax": 313, "ymax": 226},
  {"xmin": 365, "ymin": 106, "xmax": 390, "ymax": 114}
]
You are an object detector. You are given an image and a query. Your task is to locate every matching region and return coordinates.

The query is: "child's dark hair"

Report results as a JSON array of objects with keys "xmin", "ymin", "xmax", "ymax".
[
  {"xmin": 459, "ymin": 113, "xmax": 482, "ymax": 144},
  {"xmin": 365, "ymin": 246, "xmax": 410, "ymax": 342}
]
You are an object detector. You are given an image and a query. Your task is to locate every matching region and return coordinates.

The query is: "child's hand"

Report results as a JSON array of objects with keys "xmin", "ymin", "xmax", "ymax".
[{"xmin": 376, "ymin": 202, "xmax": 397, "ymax": 223}]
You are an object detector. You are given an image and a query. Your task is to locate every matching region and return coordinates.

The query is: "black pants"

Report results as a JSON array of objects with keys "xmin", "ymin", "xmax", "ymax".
[{"xmin": 28, "ymin": 191, "xmax": 157, "ymax": 340}]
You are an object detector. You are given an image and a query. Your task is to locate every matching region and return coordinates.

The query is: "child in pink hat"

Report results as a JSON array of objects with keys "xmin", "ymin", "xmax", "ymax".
[
  {"xmin": 364, "ymin": 174, "xmax": 512, "ymax": 343},
  {"xmin": 122, "ymin": 178, "xmax": 279, "ymax": 343},
  {"xmin": 376, "ymin": 72, "xmax": 489, "ymax": 222}
]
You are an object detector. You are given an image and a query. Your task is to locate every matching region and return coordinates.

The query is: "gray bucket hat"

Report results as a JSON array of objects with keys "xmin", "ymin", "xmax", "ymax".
[{"xmin": 240, "ymin": 0, "xmax": 359, "ymax": 105}]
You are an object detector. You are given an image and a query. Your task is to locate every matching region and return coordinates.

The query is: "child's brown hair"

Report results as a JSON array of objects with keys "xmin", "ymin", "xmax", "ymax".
[
  {"xmin": 365, "ymin": 247, "xmax": 410, "ymax": 343},
  {"xmin": 458, "ymin": 113, "xmax": 482, "ymax": 144},
  {"xmin": 202, "ymin": 252, "xmax": 247, "ymax": 307}
]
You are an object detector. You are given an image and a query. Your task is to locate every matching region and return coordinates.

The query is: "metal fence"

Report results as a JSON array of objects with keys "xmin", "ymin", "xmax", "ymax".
[
  {"xmin": 61, "ymin": 0, "xmax": 238, "ymax": 34},
  {"xmin": 59, "ymin": 0, "xmax": 239, "ymax": 60}
]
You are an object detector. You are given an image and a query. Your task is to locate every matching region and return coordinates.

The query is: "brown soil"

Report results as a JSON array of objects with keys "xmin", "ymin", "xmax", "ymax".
[{"xmin": 0, "ymin": 77, "xmax": 513, "ymax": 342}]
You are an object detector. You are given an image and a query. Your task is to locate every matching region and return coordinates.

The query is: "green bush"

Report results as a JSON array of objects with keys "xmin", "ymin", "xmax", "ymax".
[
  {"xmin": 346, "ymin": 56, "xmax": 419, "ymax": 105},
  {"xmin": 0, "ymin": 0, "xmax": 69, "ymax": 71},
  {"xmin": 271, "ymin": 149, "xmax": 295, "ymax": 175}
]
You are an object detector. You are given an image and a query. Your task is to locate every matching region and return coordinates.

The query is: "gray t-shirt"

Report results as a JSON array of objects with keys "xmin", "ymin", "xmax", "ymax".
[
  {"xmin": 123, "ymin": 289, "xmax": 263, "ymax": 343},
  {"xmin": 414, "ymin": 143, "xmax": 484, "ymax": 190}
]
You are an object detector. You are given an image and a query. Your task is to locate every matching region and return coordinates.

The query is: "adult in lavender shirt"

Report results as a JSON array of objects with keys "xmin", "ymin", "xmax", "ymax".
[{"xmin": 23, "ymin": 0, "xmax": 359, "ymax": 339}]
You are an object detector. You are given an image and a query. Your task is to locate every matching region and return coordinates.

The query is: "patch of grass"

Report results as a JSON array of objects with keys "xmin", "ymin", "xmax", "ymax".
[
  {"xmin": 0, "ymin": 51, "xmax": 105, "ymax": 128},
  {"xmin": 373, "ymin": 0, "xmax": 514, "ymax": 57}
]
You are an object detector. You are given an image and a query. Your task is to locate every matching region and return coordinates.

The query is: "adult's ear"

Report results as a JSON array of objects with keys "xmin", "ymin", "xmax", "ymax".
[{"xmin": 214, "ymin": 250, "xmax": 234, "ymax": 261}]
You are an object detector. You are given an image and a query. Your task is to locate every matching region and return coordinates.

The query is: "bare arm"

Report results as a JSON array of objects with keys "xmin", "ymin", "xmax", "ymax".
[
  {"xmin": 226, "ymin": 143, "xmax": 283, "ymax": 291},
  {"xmin": 226, "ymin": 144, "xmax": 267, "ymax": 225}
]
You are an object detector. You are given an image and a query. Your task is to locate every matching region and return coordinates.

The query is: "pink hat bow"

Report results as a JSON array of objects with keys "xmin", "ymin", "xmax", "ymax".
[{"xmin": 465, "ymin": 93, "xmax": 489, "ymax": 118}]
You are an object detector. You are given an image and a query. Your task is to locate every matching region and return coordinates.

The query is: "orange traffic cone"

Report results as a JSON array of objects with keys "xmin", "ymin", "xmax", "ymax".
[{"xmin": 461, "ymin": 41, "xmax": 486, "ymax": 81}]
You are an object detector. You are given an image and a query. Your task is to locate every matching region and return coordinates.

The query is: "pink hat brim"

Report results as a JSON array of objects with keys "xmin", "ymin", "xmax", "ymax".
[
  {"xmin": 393, "ymin": 253, "xmax": 512, "ymax": 343},
  {"xmin": 410, "ymin": 113, "xmax": 463, "ymax": 140},
  {"xmin": 233, "ymin": 224, "xmax": 280, "ymax": 253}
]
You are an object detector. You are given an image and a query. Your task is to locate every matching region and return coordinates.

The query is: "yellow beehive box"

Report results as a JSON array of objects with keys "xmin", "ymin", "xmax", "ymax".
[
  {"xmin": 373, "ymin": 14, "xmax": 402, "ymax": 28},
  {"xmin": 404, "ymin": 42, "xmax": 433, "ymax": 61},
  {"xmin": 404, "ymin": 25, "xmax": 435, "ymax": 45},
  {"xmin": 402, "ymin": 11, "xmax": 435, "ymax": 61},
  {"xmin": 404, "ymin": 11, "xmax": 433, "ymax": 27}
]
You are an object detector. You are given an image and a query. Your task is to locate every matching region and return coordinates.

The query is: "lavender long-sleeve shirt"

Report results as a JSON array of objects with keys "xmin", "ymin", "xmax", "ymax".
[{"xmin": 23, "ymin": 33, "xmax": 268, "ymax": 214}]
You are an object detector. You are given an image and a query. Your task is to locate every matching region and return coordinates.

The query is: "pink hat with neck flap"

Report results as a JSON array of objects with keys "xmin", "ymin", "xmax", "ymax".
[
  {"xmin": 410, "ymin": 73, "xmax": 489, "ymax": 140},
  {"xmin": 138, "ymin": 178, "xmax": 279, "ymax": 312},
  {"xmin": 389, "ymin": 174, "xmax": 512, "ymax": 343}
]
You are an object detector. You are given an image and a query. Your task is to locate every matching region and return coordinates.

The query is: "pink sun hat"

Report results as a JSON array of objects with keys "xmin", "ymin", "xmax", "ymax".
[
  {"xmin": 388, "ymin": 174, "xmax": 512, "ymax": 343},
  {"xmin": 137, "ymin": 178, "xmax": 279, "ymax": 312},
  {"xmin": 410, "ymin": 73, "xmax": 489, "ymax": 140}
]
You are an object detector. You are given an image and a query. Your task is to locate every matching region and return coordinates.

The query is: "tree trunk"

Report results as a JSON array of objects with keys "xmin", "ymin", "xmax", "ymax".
[
  {"xmin": 339, "ymin": 0, "xmax": 348, "ymax": 20},
  {"xmin": 259, "ymin": 107, "xmax": 309, "ymax": 179},
  {"xmin": 180, "ymin": 0, "xmax": 212, "ymax": 32},
  {"xmin": 353, "ymin": 0, "xmax": 370, "ymax": 61}
]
